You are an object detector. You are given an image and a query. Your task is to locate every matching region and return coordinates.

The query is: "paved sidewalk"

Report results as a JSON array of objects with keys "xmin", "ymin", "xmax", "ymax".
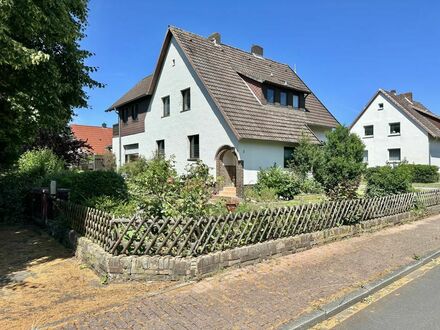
[{"xmin": 53, "ymin": 214, "xmax": 440, "ymax": 329}]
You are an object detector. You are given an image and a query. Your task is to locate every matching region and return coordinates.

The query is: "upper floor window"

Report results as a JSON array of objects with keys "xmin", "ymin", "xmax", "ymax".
[
  {"xmin": 292, "ymin": 94, "xmax": 300, "ymax": 109},
  {"xmin": 266, "ymin": 88, "xmax": 275, "ymax": 104},
  {"xmin": 121, "ymin": 107, "xmax": 129, "ymax": 123},
  {"xmin": 284, "ymin": 147, "xmax": 294, "ymax": 168},
  {"xmin": 162, "ymin": 96, "xmax": 170, "ymax": 117},
  {"xmin": 388, "ymin": 148, "xmax": 401, "ymax": 162},
  {"xmin": 378, "ymin": 103, "xmax": 384, "ymax": 110},
  {"xmin": 131, "ymin": 104, "xmax": 138, "ymax": 120},
  {"xmin": 389, "ymin": 122, "xmax": 400, "ymax": 135},
  {"xmin": 156, "ymin": 140, "xmax": 165, "ymax": 156},
  {"xmin": 364, "ymin": 125, "xmax": 374, "ymax": 137},
  {"xmin": 181, "ymin": 88, "xmax": 191, "ymax": 111},
  {"xmin": 280, "ymin": 91, "xmax": 287, "ymax": 106},
  {"xmin": 188, "ymin": 134, "xmax": 200, "ymax": 160}
]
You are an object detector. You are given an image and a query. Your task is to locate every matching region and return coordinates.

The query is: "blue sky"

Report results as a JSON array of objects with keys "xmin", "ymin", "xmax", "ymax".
[{"xmin": 74, "ymin": 0, "xmax": 440, "ymax": 127}]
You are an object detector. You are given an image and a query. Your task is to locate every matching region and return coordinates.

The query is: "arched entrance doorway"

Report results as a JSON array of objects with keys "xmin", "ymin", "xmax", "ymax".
[{"xmin": 215, "ymin": 146, "xmax": 244, "ymax": 197}]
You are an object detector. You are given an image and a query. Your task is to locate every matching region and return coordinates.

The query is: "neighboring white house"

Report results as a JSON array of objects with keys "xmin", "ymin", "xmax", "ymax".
[
  {"xmin": 351, "ymin": 89, "xmax": 440, "ymax": 168},
  {"xmin": 108, "ymin": 27, "xmax": 339, "ymax": 197}
]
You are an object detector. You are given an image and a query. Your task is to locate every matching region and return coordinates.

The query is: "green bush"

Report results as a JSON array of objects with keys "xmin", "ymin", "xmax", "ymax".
[
  {"xmin": 0, "ymin": 149, "xmax": 66, "ymax": 223},
  {"xmin": 18, "ymin": 148, "xmax": 65, "ymax": 178},
  {"xmin": 300, "ymin": 177, "xmax": 324, "ymax": 194},
  {"xmin": 255, "ymin": 166, "xmax": 301, "ymax": 200},
  {"xmin": 290, "ymin": 135, "xmax": 320, "ymax": 179},
  {"xmin": 365, "ymin": 164, "xmax": 413, "ymax": 197},
  {"xmin": 314, "ymin": 126, "xmax": 366, "ymax": 199},
  {"xmin": 44, "ymin": 170, "xmax": 127, "ymax": 205},
  {"xmin": 403, "ymin": 164, "xmax": 439, "ymax": 183}
]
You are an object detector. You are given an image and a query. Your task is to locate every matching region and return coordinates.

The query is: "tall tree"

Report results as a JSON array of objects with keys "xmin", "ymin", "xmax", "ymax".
[
  {"xmin": 0, "ymin": 0, "xmax": 102, "ymax": 168},
  {"xmin": 28, "ymin": 126, "xmax": 92, "ymax": 166}
]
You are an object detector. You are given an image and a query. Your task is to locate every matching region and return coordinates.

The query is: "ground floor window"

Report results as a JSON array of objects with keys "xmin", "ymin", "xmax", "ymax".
[
  {"xmin": 284, "ymin": 147, "xmax": 294, "ymax": 168},
  {"xmin": 363, "ymin": 150, "xmax": 368, "ymax": 163},
  {"xmin": 188, "ymin": 135, "xmax": 200, "ymax": 159},
  {"xmin": 388, "ymin": 148, "xmax": 401, "ymax": 162},
  {"xmin": 125, "ymin": 153, "xmax": 139, "ymax": 163},
  {"xmin": 156, "ymin": 139, "xmax": 165, "ymax": 156}
]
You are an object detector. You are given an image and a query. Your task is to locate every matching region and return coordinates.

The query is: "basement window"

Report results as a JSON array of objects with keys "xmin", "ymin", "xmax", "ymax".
[{"xmin": 156, "ymin": 140, "xmax": 165, "ymax": 156}]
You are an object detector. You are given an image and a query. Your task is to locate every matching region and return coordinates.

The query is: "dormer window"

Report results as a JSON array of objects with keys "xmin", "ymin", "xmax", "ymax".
[
  {"xmin": 267, "ymin": 88, "xmax": 275, "ymax": 104},
  {"xmin": 280, "ymin": 91, "xmax": 287, "ymax": 106},
  {"xmin": 292, "ymin": 94, "xmax": 299, "ymax": 109},
  {"xmin": 131, "ymin": 104, "xmax": 138, "ymax": 120}
]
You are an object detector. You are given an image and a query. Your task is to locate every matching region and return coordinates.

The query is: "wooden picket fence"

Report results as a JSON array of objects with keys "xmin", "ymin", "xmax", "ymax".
[{"xmin": 52, "ymin": 190, "xmax": 440, "ymax": 257}]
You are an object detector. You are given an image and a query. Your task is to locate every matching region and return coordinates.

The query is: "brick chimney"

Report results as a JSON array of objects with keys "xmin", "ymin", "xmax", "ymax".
[
  {"xmin": 402, "ymin": 92, "xmax": 413, "ymax": 102},
  {"xmin": 251, "ymin": 45, "xmax": 263, "ymax": 57},
  {"xmin": 208, "ymin": 32, "xmax": 221, "ymax": 44}
]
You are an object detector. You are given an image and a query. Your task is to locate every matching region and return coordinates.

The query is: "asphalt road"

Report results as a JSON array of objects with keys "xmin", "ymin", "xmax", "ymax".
[{"xmin": 335, "ymin": 263, "xmax": 440, "ymax": 330}]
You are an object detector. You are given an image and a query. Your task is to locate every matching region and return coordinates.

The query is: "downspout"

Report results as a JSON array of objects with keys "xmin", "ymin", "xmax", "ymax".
[{"xmin": 115, "ymin": 107, "xmax": 122, "ymax": 168}]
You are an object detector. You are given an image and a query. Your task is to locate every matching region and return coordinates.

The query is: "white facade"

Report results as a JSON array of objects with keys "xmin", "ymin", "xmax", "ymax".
[
  {"xmin": 113, "ymin": 36, "xmax": 331, "ymax": 185},
  {"xmin": 351, "ymin": 93, "xmax": 434, "ymax": 167}
]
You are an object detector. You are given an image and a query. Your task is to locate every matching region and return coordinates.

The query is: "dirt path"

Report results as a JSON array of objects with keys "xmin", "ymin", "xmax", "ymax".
[{"xmin": 0, "ymin": 225, "xmax": 174, "ymax": 330}]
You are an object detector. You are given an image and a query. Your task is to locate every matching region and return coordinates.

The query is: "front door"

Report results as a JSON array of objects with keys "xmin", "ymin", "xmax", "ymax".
[{"xmin": 225, "ymin": 165, "xmax": 236, "ymax": 186}]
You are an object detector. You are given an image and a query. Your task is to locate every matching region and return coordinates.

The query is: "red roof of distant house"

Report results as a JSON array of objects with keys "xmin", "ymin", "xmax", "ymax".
[{"xmin": 70, "ymin": 124, "xmax": 113, "ymax": 155}]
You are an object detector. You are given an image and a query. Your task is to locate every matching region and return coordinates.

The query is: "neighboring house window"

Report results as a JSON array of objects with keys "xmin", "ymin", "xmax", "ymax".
[
  {"xmin": 378, "ymin": 103, "xmax": 384, "ymax": 110},
  {"xmin": 266, "ymin": 88, "xmax": 275, "ymax": 104},
  {"xmin": 181, "ymin": 88, "xmax": 191, "ymax": 111},
  {"xmin": 292, "ymin": 94, "xmax": 299, "ymax": 109},
  {"xmin": 162, "ymin": 96, "xmax": 170, "ymax": 117},
  {"xmin": 188, "ymin": 134, "xmax": 200, "ymax": 159},
  {"xmin": 389, "ymin": 122, "xmax": 400, "ymax": 135},
  {"xmin": 388, "ymin": 148, "xmax": 401, "ymax": 162},
  {"xmin": 121, "ymin": 107, "xmax": 129, "ymax": 123},
  {"xmin": 156, "ymin": 140, "xmax": 165, "ymax": 156},
  {"xmin": 364, "ymin": 125, "xmax": 374, "ymax": 137},
  {"xmin": 280, "ymin": 91, "xmax": 287, "ymax": 106},
  {"xmin": 284, "ymin": 147, "xmax": 294, "ymax": 168},
  {"xmin": 131, "ymin": 104, "xmax": 138, "ymax": 120},
  {"xmin": 363, "ymin": 150, "xmax": 368, "ymax": 163},
  {"xmin": 125, "ymin": 154, "xmax": 139, "ymax": 163}
]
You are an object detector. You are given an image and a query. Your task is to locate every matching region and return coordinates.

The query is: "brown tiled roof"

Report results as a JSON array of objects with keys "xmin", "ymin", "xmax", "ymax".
[
  {"xmin": 352, "ymin": 89, "xmax": 440, "ymax": 138},
  {"xmin": 148, "ymin": 27, "xmax": 338, "ymax": 143},
  {"xmin": 108, "ymin": 75, "xmax": 152, "ymax": 110},
  {"xmin": 70, "ymin": 124, "xmax": 113, "ymax": 154},
  {"xmin": 382, "ymin": 90, "xmax": 440, "ymax": 138}
]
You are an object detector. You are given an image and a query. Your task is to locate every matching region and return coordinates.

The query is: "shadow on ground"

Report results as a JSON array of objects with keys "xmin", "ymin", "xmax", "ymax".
[{"xmin": 0, "ymin": 224, "xmax": 72, "ymax": 289}]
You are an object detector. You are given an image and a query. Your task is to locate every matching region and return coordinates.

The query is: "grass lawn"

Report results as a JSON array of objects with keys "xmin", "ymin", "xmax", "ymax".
[{"xmin": 412, "ymin": 182, "xmax": 440, "ymax": 190}]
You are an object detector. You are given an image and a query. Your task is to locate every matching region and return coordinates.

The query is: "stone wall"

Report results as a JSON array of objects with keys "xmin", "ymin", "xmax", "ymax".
[{"xmin": 75, "ymin": 205, "xmax": 440, "ymax": 282}]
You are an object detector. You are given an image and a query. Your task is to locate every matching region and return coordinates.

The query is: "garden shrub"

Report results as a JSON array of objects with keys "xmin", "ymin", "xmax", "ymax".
[
  {"xmin": 314, "ymin": 126, "xmax": 366, "ymax": 200},
  {"xmin": 44, "ymin": 170, "xmax": 128, "ymax": 205},
  {"xmin": 365, "ymin": 164, "xmax": 413, "ymax": 197},
  {"xmin": 403, "ymin": 164, "xmax": 439, "ymax": 183},
  {"xmin": 18, "ymin": 148, "xmax": 65, "ymax": 178},
  {"xmin": 290, "ymin": 135, "xmax": 320, "ymax": 179},
  {"xmin": 0, "ymin": 149, "xmax": 65, "ymax": 223},
  {"xmin": 255, "ymin": 166, "xmax": 301, "ymax": 200},
  {"xmin": 300, "ymin": 177, "xmax": 324, "ymax": 194}
]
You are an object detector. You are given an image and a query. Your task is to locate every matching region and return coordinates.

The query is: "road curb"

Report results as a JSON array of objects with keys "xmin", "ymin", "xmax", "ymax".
[{"xmin": 280, "ymin": 248, "xmax": 440, "ymax": 330}]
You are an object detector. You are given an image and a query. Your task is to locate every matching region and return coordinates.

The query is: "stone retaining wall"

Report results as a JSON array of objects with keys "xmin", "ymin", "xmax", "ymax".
[{"xmin": 74, "ymin": 205, "xmax": 440, "ymax": 282}]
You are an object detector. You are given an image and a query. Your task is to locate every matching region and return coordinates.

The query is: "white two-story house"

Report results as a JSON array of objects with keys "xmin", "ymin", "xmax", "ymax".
[
  {"xmin": 351, "ymin": 89, "xmax": 440, "ymax": 167},
  {"xmin": 109, "ymin": 27, "xmax": 339, "ymax": 197}
]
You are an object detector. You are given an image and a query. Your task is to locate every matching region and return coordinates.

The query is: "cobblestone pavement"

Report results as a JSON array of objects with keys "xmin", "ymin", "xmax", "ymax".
[{"xmin": 53, "ymin": 215, "xmax": 440, "ymax": 329}]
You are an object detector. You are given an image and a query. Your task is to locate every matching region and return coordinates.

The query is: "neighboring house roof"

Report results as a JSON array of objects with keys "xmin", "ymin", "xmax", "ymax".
[
  {"xmin": 70, "ymin": 124, "xmax": 113, "ymax": 154},
  {"xmin": 352, "ymin": 89, "xmax": 440, "ymax": 138},
  {"xmin": 108, "ymin": 75, "xmax": 153, "ymax": 110},
  {"xmin": 110, "ymin": 27, "xmax": 339, "ymax": 143}
]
